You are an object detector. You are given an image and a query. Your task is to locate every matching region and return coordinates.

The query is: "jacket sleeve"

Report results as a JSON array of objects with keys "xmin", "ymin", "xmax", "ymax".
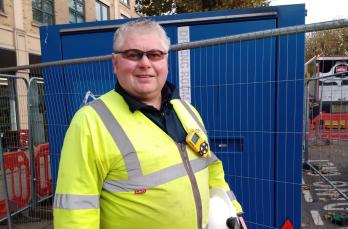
[
  {"xmin": 186, "ymin": 103, "xmax": 244, "ymax": 215},
  {"xmin": 208, "ymin": 157, "xmax": 244, "ymax": 215},
  {"xmin": 54, "ymin": 107, "xmax": 106, "ymax": 229}
]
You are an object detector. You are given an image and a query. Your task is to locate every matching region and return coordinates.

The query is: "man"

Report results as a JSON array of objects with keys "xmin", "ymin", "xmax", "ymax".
[{"xmin": 54, "ymin": 19, "xmax": 246, "ymax": 229}]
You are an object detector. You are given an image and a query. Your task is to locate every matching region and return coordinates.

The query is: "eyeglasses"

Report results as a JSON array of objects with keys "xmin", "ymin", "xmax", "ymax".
[{"xmin": 114, "ymin": 49, "xmax": 167, "ymax": 61}]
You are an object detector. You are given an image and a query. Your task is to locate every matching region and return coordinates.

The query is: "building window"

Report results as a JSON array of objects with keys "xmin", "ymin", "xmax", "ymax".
[
  {"xmin": 96, "ymin": 1, "xmax": 109, "ymax": 21},
  {"xmin": 69, "ymin": 0, "xmax": 85, "ymax": 23},
  {"xmin": 32, "ymin": 0, "xmax": 54, "ymax": 25},
  {"xmin": 0, "ymin": 0, "xmax": 4, "ymax": 12},
  {"xmin": 120, "ymin": 0, "xmax": 129, "ymax": 6}
]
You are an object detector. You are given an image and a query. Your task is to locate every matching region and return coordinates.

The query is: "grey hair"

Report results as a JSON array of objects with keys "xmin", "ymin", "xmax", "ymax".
[{"xmin": 113, "ymin": 19, "xmax": 171, "ymax": 52}]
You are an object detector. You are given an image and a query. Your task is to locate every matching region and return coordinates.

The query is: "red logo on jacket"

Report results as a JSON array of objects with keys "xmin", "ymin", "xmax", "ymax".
[{"xmin": 134, "ymin": 189, "xmax": 146, "ymax": 194}]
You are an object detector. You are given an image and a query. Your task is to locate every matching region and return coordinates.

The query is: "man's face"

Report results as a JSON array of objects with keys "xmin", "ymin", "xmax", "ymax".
[{"xmin": 112, "ymin": 32, "xmax": 168, "ymax": 103}]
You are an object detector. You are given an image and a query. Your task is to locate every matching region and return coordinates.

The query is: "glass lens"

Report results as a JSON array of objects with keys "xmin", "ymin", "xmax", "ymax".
[
  {"xmin": 77, "ymin": 2, "xmax": 84, "ymax": 13},
  {"xmin": 33, "ymin": 9, "xmax": 43, "ymax": 22},
  {"xmin": 122, "ymin": 50, "xmax": 143, "ymax": 61},
  {"xmin": 146, "ymin": 50, "xmax": 165, "ymax": 61},
  {"xmin": 95, "ymin": 2, "xmax": 101, "ymax": 21},
  {"xmin": 32, "ymin": 0, "xmax": 42, "ymax": 9},
  {"xmin": 102, "ymin": 5, "xmax": 108, "ymax": 20},
  {"xmin": 119, "ymin": 49, "xmax": 166, "ymax": 61},
  {"xmin": 43, "ymin": 1, "xmax": 53, "ymax": 13}
]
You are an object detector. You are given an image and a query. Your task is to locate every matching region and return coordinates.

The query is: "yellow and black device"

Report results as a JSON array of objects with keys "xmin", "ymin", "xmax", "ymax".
[{"xmin": 185, "ymin": 129, "xmax": 210, "ymax": 157}]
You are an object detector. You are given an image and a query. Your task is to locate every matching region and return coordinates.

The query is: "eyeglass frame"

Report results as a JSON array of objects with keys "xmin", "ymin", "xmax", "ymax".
[{"xmin": 113, "ymin": 49, "xmax": 168, "ymax": 61}]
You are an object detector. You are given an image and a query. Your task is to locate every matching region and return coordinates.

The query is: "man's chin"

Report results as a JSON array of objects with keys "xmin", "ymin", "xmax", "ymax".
[{"xmin": 135, "ymin": 90, "xmax": 156, "ymax": 97}]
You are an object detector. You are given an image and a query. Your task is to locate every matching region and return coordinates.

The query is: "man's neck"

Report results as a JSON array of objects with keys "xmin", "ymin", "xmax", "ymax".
[
  {"xmin": 115, "ymin": 82, "xmax": 177, "ymax": 113},
  {"xmin": 140, "ymin": 95, "xmax": 162, "ymax": 110}
]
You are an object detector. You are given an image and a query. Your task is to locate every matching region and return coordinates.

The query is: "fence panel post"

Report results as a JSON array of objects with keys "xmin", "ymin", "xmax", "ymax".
[{"xmin": 0, "ymin": 134, "xmax": 13, "ymax": 229}]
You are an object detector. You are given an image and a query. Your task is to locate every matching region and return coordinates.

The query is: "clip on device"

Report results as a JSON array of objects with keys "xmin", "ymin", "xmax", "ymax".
[{"xmin": 185, "ymin": 129, "xmax": 210, "ymax": 157}]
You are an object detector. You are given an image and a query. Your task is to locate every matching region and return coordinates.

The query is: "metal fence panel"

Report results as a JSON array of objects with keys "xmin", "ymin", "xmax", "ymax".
[
  {"xmin": 0, "ymin": 73, "xmax": 52, "ymax": 229},
  {"xmin": 0, "ymin": 19, "xmax": 347, "ymax": 229},
  {"xmin": 303, "ymin": 62, "xmax": 348, "ymax": 228}
]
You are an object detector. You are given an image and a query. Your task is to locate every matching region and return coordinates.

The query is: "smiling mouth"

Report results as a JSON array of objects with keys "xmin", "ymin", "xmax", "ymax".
[{"xmin": 135, "ymin": 75, "xmax": 154, "ymax": 78}]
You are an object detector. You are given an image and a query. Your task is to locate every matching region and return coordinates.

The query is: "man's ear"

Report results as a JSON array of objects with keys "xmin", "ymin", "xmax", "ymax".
[{"xmin": 112, "ymin": 54, "xmax": 118, "ymax": 74}]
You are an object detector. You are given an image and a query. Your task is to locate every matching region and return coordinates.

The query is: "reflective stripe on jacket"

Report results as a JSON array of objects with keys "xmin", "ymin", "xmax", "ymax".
[{"xmin": 54, "ymin": 90, "xmax": 242, "ymax": 229}]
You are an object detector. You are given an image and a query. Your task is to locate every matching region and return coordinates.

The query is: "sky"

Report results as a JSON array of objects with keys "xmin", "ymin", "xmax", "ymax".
[{"xmin": 270, "ymin": 0, "xmax": 348, "ymax": 24}]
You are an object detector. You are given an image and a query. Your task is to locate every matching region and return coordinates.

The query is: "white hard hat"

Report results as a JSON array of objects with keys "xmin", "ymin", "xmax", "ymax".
[{"xmin": 208, "ymin": 188, "xmax": 241, "ymax": 229}]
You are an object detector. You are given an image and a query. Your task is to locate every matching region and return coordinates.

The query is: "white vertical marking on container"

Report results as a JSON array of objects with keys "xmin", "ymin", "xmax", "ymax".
[{"xmin": 177, "ymin": 26, "xmax": 191, "ymax": 103}]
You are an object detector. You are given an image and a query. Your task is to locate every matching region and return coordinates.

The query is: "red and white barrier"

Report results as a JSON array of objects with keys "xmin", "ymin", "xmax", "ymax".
[
  {"xmin": 0, "ymin": 151, "xmax": 30, "ymax": 217},
  {"xmin": 35, "ymin": 143, "xmax": 52, "ymax": 197},
  {"xmin": 309, "ymin": 113, "xmax": 348, "ymax": 140},
  {"xmin": 0, "ymin": 143, "xmax": 52, "ymax": 217}
]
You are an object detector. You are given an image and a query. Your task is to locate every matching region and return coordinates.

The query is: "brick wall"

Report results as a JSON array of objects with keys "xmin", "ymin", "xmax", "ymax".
[
  {"xmin": 0, "ymin": 0, "xmax": 138, "ymax": 56},
  {"xmin": 85, "ymin": 0, "xmax": 96, "ymax": 22},
  {"xmin": 55, "ymin": 0, "xmax": 69, "ymax": 24}
]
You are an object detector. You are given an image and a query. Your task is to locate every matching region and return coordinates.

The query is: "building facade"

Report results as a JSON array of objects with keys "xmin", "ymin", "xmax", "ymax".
[
  {"xmin": 0, "ymin": 0, "xmax": 137, "ymax": 136},
  {"xmin": 0, "ymin": 0, "xmax": 138, "ymax": 68}
]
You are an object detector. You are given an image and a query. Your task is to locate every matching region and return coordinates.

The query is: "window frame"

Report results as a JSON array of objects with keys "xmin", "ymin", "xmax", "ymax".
[
  {"xmin": 32, "ymin": 0, "xmax": 55, "ymax": 25},
  {"xmin": 96, "ymin": 0, "xmax": 109, "ymax": 21},
  {"xmin": 120, "ymin": 0, "xmax": 130, "ymax": 7},
  {"xmin": 69, "ymin": 0, "xmax": 85, "ymax": 23}
]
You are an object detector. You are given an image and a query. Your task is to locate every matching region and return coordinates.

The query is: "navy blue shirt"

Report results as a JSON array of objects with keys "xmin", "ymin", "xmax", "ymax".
[{"xmin": 115, "ymin": 82, "xmax": 187, "ymax": 143}]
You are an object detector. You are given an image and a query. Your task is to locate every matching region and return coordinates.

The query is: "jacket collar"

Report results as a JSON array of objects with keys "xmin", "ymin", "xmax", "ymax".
[{"xmin": 115, "ymin": 81, "xmax": 180, "ymax": 113}]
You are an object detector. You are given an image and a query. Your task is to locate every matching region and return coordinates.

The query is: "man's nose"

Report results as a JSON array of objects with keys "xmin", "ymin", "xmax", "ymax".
[{"xmin": 137, "ymin": 54, "xmax": 151, "ymax": 67}]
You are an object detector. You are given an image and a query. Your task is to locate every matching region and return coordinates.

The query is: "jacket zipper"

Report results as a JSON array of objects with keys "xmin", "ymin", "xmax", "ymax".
[{"xmin": 177, "ymin": 143, "xmax": 202, "ymax": 229}]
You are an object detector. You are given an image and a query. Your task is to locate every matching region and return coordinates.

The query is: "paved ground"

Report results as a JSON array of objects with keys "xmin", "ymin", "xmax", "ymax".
[
  {"xmin": 301, "ymin": 139, "xmax": 348, "ymax": 229},
  {"xmin": 0, "ymin": 198, "xmax": 53, "ymax": 229},
  {"xmin": 0, "ymin": 150, "xmax": 53, "ymax": 229}
]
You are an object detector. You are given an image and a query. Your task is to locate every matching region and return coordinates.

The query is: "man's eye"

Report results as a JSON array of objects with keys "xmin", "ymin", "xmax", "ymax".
[
  {"xmin": 126, "ymin": 51, "xmax": 141, "ymax": 59},
  {"xmin": 148, "ymin": 52, "xmax": 162, "ymax": 59}
]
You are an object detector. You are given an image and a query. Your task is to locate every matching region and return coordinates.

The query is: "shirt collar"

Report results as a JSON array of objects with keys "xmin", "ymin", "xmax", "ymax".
[{"xmin": 115, "ymin": 81, "xmax": 180, "ymax": 113}]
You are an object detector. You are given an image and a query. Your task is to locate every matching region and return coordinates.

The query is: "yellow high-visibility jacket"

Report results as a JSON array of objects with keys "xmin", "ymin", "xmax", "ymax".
[{"xmin": 54, "ymin": 90, "xmax": 243, "ymax": 229}]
